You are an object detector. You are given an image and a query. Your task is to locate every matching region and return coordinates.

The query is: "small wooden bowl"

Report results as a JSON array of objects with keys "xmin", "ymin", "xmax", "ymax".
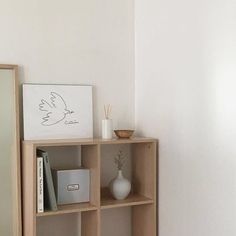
[{"xmin": 114, "ymin": 130, "xmax": 134, "ymax": 139}]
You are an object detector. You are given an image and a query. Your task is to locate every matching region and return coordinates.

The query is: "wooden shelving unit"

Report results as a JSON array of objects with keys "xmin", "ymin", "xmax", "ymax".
[{"xmin": 22, "ymin": 137, "xmax": 157, "ymax": 236}]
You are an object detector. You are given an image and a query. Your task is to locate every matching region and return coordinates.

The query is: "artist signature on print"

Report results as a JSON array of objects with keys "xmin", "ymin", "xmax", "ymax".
[{"xmin": 39, "ymin": 92, "xmax": 79, "ymax": 126}]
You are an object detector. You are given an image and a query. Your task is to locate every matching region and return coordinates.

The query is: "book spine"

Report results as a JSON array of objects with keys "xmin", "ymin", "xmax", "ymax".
[
  {"xmin": 43, "ymin": 153, "xmax": 58, "ymax": 211},
  {"xmin": 37, "ymin": 157, "xmax": 44, "ymax": 213}
]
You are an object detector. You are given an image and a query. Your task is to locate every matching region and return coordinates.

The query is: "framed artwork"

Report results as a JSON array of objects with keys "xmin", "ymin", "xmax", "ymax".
[{"xmin": 23, "ymin": 84, "xmax": 93, "ymax": 140}]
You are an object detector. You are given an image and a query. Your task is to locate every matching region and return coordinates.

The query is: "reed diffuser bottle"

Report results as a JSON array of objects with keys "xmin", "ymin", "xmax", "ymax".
[{"xmin": 102, "ymin": 104, "xmax": 113, "ymax": 139}]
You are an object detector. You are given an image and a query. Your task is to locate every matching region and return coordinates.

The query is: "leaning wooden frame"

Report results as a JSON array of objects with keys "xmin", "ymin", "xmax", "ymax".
[{"xmin": 0, "ymin": 64, "xmax": 22, "ymax": 236}]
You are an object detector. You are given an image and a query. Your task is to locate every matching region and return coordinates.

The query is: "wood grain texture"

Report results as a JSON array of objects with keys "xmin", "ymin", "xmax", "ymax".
[
  {"xmin": 23, "ymin": 137, "xmax": 157, "ymax": 146},
  {"xmin": 13, "ymin": 65, "xmax": 22, "ymax": 236},
  {"xmin": 82, "ymin": 145, "xmax": 100, "ymax": 206},
  {"xmin": 0, "ymin": 64, "xmax": 22, "ymax": 236},
  {"xmin": 131, "ymin": 142, "xmax": 157, "ymax": 236},
  {"xmin": 132, "ymin": 142, "xmax": 156, "ymax": 199},
  {"xmin": 132, "ymin": 204, "xmax": 156, "ymax": 236},
  {"xmin": 101, "ymin": 187, "xmax": 153, "ymax": 209},
  {"xmin": 36, "ymin": 203, "xmax": 97, "ymax": 217},
  {"xmin": 99, "ymin": 137, "xmax": 157, "ymax": 145},
  {"xmin": 22, "ymin": 143, "xmax": 36, "ymax": 236},
  {"xmin": 0, "ymin": 64, "xmax": 18, "ymax": 69},
  {"xmin": 22, "ymin": 138, "xmax": 157, "ymax": 236},
  {"xmin": 23, "ymin": 139, "xmax": 97, "ymax": 146},
  {"xmin": 81, "ymin": 210, "xmax": 100, "ymax": 236}
]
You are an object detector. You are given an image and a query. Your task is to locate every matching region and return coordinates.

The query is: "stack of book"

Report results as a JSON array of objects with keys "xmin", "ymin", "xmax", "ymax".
[{"xmin": 37, "ymin": 150, "xmax": 58, "ymax": 213}]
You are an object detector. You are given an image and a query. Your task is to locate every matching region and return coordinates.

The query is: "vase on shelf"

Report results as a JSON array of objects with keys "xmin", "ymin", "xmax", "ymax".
[{"xmin": 109, "ymin": 170, "xmax": 131, "ymax": 200}]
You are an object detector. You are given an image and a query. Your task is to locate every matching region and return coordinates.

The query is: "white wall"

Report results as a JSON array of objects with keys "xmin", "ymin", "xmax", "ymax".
[
  {"xmin": 0, "ymin": 1, "xmax": 134, "ymax": 236},
  {"xmin": 135, "ymin": 0, "xmax": 236, "ymax": 235},
  {"xmin": 0, "ymin": 0, "xmax": 134, "ymax": 136}
]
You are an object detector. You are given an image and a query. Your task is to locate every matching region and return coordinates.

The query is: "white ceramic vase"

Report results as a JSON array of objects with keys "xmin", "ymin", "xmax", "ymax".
[
  {"xmin": 102, "ymin": 119, "xmax": 113, "ymax": 139},
  {"xmin": 109, "ymin": 170, "xmax": 131, "ymax": 200}
]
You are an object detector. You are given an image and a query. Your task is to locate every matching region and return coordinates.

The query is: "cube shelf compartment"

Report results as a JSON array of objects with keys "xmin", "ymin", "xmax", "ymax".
[{"xmin": 22, "ymin": 137, "xmax": 157, "ymax": 236}]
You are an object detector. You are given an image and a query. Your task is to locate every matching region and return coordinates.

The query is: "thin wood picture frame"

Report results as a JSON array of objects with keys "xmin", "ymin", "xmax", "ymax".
[{"xmin": 0, "ymin": 64, "xmax": 22, "ymax": 236}]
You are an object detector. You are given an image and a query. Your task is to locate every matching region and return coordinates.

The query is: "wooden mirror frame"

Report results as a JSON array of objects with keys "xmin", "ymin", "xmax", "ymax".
[{"xmin": 0, "ymin": 64, "xmax": 22, "ymax": 236}]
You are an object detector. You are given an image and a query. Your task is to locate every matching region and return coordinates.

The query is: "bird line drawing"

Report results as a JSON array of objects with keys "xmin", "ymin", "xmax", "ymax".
[{"xmin": 39, "ymin": 92, "xmax": 76, "ymax": 126}]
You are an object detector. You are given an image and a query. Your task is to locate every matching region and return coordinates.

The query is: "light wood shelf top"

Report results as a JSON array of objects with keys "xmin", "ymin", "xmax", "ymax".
[
  {"xmin": 23, "ymin": 138, "xmax": 97, "ymax": 146},
  {"xmin": 99, "ymin": 137, "xmax": 157, "ymax": 144},
  {"xmin": 101, "ymin": 194, "xmax": 154, "ymax": 210},
  {"xmin": 36, "ymin": 202, "xmax": 97, "ymax": 217},
  {"xmin": 23, "ymin": 137, "xmax": 157, "ymax": 146},
  {"xmin": 36, "ymin": 194, "xmax": 154, "ymax": 216}
]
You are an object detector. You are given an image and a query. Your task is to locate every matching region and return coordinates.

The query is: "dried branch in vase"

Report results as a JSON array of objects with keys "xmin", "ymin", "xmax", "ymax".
[{"xmin": 114, "ymin": 150, "xmax": 126, "ymax": 170}]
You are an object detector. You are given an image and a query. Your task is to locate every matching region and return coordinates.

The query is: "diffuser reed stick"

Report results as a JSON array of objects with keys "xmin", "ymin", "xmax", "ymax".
[{"xmin": 104, "ymin": 104, "xmax": 112, "ymax": 119}]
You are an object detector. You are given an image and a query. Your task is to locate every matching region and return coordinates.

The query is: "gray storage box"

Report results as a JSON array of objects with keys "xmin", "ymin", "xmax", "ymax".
[{"xmin": 52, "ymin": 168, "xmax": 90, "ymax": 205}]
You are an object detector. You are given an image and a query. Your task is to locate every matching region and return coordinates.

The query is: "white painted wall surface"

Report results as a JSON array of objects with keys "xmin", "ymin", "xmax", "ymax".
[
  {"xmin": 0, "ymin": 1, "xmax": 134, "ymax": 235},
  {"xmin": 135, "ymin": 0, "xmax": 236, "ymax": 235},
  {"xmin": 0, "ymin": 0, "xmax": 134, "ymax": 136}
]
